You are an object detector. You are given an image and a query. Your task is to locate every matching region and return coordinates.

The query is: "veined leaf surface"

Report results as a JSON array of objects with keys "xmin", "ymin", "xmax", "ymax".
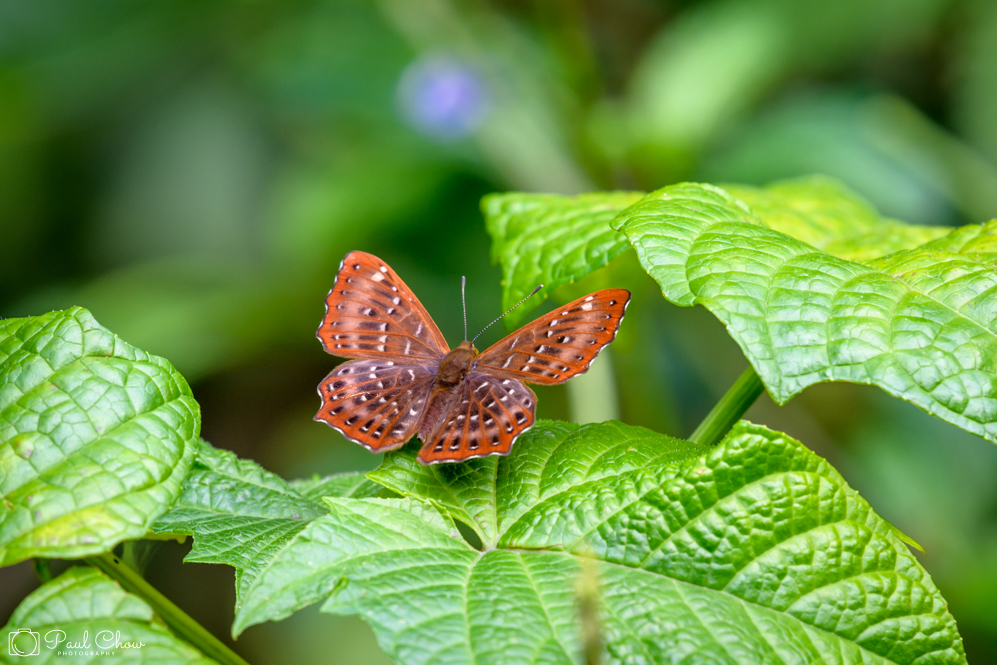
[
  {"xmin": 485, "ymin": 177, "xmax": 949, "ymax": 326},
  {"xmin": 614, "ymin": 182, "xmax": 997, "ymax": 443},
  {"xmin": 232, "ymin": 420, "xmax": 964, "ymax": 665},
  {"xmin": 151, "ymin": 441, "xmax": 383, "ymax": 607},
  {"xmin": 483, "ymin": 191, "xmax": 643, "ymax": 325},
  {"xmin": 0, "ymin": 308, "xmax": 199, "ymax": 566}
]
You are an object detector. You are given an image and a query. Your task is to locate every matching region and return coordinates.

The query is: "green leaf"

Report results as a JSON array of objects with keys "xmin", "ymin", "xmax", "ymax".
[
  {"xmin": 289, "ymin": 471, "xmax": 384, "ymax": 501},
  {"xmin": 722, "ymin": 176, "xmax": 950, "ymax": 262},
  {"xmin": 482, "ymin": 178, "xmax": 949, "ymax": 330},
  {"xmin": 234, "ymin": 420, "xmax": 965, "ymax": 664},
  {"xmin": 151, "ymin": 441, "xmax": 376, "ymax": 608},
  {"xmin": 482, "ymin": 191, "xmax": 643, "ymax": 325},
  {"xmin": 232, "ymin": 497, "xmax": 475, "ymax": 641},
  {"xmin": 0, "ymin": 307, "xmax": 200, "ymax": 567},
  {"xmin": 614, "ymin": 181, "xmax": 997, "ymax": 443},
  {"xmin": 0, "ymin": 566, "xmax": 217, "ymax": 664}
]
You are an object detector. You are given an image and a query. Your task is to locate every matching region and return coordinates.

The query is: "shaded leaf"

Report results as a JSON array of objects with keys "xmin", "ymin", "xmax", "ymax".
[
  {"xmin": 0, "ymin": 566, "xmax": 217, "ymax": 664},
  {"xmin": 234, "ymin": 420, "xmax": 964, "ymax": 665},
  {"xmin": 614, "ymin": 181, "xmax": 997, "ymax": 443},
  {"xmin": 151, "ymin": 441, "xmax": 375, "ymax": 608},
  {"xmin": 0, "ymin": 307, "xmax": 199, "ymax": 567}
]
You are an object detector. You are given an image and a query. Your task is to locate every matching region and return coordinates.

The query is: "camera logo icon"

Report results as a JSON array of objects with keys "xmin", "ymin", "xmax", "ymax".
[{"xmin": 8, "ymin": 629, "xmax": 40, "ymax": 657}]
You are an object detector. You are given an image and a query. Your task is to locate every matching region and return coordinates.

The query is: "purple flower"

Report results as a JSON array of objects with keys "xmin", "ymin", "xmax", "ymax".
[{"xmin": 397, "ymin": 55, "xmax": 488, "ymax": 140}]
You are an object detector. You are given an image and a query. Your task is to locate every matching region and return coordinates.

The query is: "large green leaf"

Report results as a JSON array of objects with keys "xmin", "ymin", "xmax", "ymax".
[
  {"xmin": 614, "ymin": 182, "xmax": 997, "ymax": 443},
  {"xmin": 0, "ymin": 307, "xmax": 199, "ymax": 566},
  {"xmin": 0, "ymin": 566, "xmax": 217, "ymax": 664},
  {"xmin": 151, "ymin": 441, "xmax": 383, "ymax": 608},
  {"xmin": 482, "ymin": 191, "xmax": 643, "ymax": 325},
  {"xmin": 484, "ymin": 178, "xmax": 951, "ymax": 330},
  {"xmin": 233, "ymin": 420, "xmax": 965, "ymax": 664}
]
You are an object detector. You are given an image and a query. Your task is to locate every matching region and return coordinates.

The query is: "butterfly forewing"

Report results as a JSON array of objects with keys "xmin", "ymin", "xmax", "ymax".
[
  {"xmin": 417, "ymin": 373, "xmax": 536, "ymax": 464},
  {"xmin": 317, "ymin": 250, "xmax": 449, "ymax": 362},
  {"xmin": 316, "ymin": 359, "xmax": 436, "ymax": 451},
  {"xmin": 316, "ymin": 251, "xmax": 631, "ymax": 465},
  {"xmin": 476, "ymin": 288, "xmax": 630, "ymax": 385}
]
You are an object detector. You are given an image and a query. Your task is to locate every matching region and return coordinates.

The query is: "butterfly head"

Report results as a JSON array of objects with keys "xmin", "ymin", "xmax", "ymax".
[{"xmin": 438, "ymin": 340, "xmax": 479, "ymax": 385}]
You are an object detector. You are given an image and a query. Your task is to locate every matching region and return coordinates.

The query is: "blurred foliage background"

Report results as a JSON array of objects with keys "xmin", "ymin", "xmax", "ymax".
[{"xmin": 2, "ymin": 0, "xmax": 997, "ymax": 662}]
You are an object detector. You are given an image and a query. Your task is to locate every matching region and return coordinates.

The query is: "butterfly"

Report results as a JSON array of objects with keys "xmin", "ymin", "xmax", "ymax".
[{"xmin": 314, "ymin": 250, "xmax": 630, "ymax": 464}]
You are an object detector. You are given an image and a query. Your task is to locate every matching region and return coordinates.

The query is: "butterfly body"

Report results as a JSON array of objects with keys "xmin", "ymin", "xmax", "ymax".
[
  {"xmin": 438, "ymin": 340, "xmax": 479, "ymax": 384},
  {"xmin": 315, "ymin": 250, "xmax": 629, "ymax": 464}
]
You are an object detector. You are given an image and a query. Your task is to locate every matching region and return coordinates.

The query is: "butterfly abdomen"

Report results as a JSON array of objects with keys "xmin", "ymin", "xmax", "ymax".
[{"xmin": 417, "ymin": 383, "xmax": 459, "ymax": 442}]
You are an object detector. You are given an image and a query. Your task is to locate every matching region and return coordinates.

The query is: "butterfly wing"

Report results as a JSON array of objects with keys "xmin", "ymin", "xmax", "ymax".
[
  {"xmin": 417, "ymin": 373, "xmax": 536, "ymax": 464},
  {"xmin": 316, "ymin": 359, "xmax": 435, "ymax": 451},
  {"xmin": 476, "ymin": 288, "xmax": 630, "ymax": 385},
  {"xmin": 318, "ymin": 250, "xmax": 450, "ymax": 362}
]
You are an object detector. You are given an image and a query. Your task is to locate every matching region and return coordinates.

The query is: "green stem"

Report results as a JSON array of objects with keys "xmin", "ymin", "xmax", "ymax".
[
  {"xmin": 86, "ymin": 552, "xmax": 250, "ymax": 665},
  {"xmin": 32, "ymin": 558, "xmax": 53, "ymax": 583},
  {"xmin": 689, "ymin": 366, "xmax": 765, "ymax": 447},
  {"xmin": 567, "ymin": 346, "xmax": 619, "ymax": 424}
]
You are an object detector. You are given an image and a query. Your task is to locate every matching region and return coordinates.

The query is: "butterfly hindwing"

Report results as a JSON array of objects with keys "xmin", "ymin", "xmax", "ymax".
[
  {"xmin": 476, "ymin": 288, "xmax": 630, "ymax": 385},
  {"xmin": 317, "ymin": 250, "xmax": 450, "ymax": 361},
  {"xmin": 316, "ymin": 359, "xmax": 436, "ymax": 451},
  {"xmin": 417, "ymin": 373, "xmax": 536, "ymax": 464},
  {"xmin": 316, "ymin": 252, "xmax": 630, "ymax": 464}
]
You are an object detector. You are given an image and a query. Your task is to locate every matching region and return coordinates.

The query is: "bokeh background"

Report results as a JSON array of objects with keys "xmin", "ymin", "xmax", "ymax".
[{"xmin": 2, "ymin": 0, "xmax": 997, "ymax": 662}]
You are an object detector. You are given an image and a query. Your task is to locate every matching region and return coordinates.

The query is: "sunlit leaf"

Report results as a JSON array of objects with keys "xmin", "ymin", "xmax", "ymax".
[
  {"xmin": 614, "ymin": 181, "xmax": 997, "ymax": 443},
  {"xmin": 232, "ymin": 420, "xmax": 965, "ymax": 664},
  {"xmin": 0, "ymin": 307, "xmax": 199, "ymax": 567},
  {"xmin": 723, "ymin": 175, "xmax": 950, "ymax": 262}
]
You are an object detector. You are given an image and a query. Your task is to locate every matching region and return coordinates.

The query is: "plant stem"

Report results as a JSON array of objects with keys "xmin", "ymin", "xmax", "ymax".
[
  {"xmin": 689, "ymin": 366, "xmax": 765, "ymax": 447},
  {"xmin": 32, "ymin": 558, "xmax": 53, "ymax": 583},
  {"xmin": 567, "ymin": 347, "xmax": 620, "ymax": 424},
  {"xmin": 85, "ymin": 552, "xmax": 250, "ymax": 665}
]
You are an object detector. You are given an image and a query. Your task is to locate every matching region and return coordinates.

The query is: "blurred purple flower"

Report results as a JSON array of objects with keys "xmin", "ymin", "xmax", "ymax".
[{"xmin": 397, "ymin": 55, "xmax": 488, "ymax": 140}]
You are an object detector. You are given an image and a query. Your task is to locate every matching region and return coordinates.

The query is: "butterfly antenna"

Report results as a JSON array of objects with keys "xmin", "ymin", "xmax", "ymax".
[
  {"xmin": 471, "ymin": 284, "xmax": 543, "ymax": 344},
  {"xmin": 461, "ymin": 276, "xmax": 468, "ymax": 341}
]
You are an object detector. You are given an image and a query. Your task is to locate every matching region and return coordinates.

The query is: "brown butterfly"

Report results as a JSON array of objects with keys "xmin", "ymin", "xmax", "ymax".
[{"xmin": 314, "ymin": 250, "xmax": 630, "ymax": 464}]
